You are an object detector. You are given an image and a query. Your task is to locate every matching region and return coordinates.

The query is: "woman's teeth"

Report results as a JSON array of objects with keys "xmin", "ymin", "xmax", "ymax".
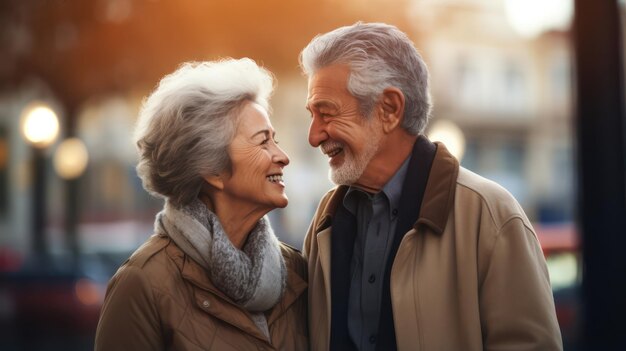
[{"xmin": 267, "ymin": 175, "xmax": 283, "ymax": 183}]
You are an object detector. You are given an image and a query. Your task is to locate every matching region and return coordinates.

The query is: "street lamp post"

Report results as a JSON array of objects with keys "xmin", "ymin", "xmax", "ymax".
[
  {"xmin": 20, "ymin": 102, "xmax": 60, "ymax": 262},
  {"xmin": 54, "ymin": 137, "xmax": 89, "ymax": 267}
]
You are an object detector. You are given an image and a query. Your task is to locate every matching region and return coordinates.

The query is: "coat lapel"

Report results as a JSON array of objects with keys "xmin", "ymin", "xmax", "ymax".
[
  {"xmin": 267, "ymin": 264, "xmax": 307, "ymax": 325},
  {"xmin": 396, "ymin": 135, "xmax": 437, "ymax": 239},
  {"xmin": 317, "ymin": 226, "xmax": 332, "ymax": 320},
  {"xmin": 377, "ymin": 135, "xmax": 437, "ymax": 350},
  {"xmin": 330, "ymin": 203, "xmax": 358, "ymax": 350},
  {"xmin": 416, "ymin": 142, "xmax": 459, "ymax": 234},
  {"xmin": 313, "ymin": 185, "xmax": 348, "ymax": 328}
]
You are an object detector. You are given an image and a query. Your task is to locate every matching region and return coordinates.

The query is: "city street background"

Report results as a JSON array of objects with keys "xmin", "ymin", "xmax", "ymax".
[{"xmin": 0, "ymin": 0, "xmax": 610, "ymax": 350}]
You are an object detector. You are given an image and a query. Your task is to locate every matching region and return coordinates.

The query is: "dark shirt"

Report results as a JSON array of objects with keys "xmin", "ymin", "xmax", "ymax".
[{"xmin": 343, "ymin": 157, "xmax": 410, "ymax": 350}]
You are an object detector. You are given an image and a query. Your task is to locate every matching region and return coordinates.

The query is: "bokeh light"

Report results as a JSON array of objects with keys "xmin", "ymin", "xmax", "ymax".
[
  {"xmin": 74, "ymin": 278, "xmax": 103, "ymax": 306},
  {"xmin": 53, "ymin": 137, "xmax": 89, "ymax": 179},
  {"xmin": 21, "ymin": 103, "xmax": 60, "ymax": 148},
  {"xmin": 427, "ymin": 119, "xmax": 466, "ymax": 161},
  {"xmin": 0, "ymin": 138, "xmax": 8, "ymax": 170},
  {"xmin": 504, "ymin": 0, "xmax": 573, "ymax": 38}
]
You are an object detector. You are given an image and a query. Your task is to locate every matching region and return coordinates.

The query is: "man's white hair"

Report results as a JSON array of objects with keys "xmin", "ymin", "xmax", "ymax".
[{"xmin": 300, "ymin": 22, "xmax": 432, "ymax": 135}]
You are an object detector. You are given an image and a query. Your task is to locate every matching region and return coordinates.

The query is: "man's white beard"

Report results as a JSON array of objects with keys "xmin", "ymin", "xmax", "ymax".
[{"xmin": 329, "ymin": 132, "xmax": 381, "ymax": 186}]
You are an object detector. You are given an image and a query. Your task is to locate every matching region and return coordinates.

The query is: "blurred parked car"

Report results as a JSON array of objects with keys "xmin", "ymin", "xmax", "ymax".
[
  {"xmin": 0, "ymin": 250, "xmax": 128, "ymax": 351},
  {"xmin": 535, "ymin": 222, "xmax": 581, "ymax": 351}
]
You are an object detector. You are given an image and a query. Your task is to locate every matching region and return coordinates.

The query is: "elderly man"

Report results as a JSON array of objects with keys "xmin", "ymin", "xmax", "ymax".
[{"xmin": 300, "ymin": 22, "xmax": 562, "ymax": 351}]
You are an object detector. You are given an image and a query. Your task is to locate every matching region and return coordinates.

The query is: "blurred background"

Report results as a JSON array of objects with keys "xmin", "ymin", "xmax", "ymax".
[{"xmin": 0, "ymin": 0, "xmax": 624, "ymax": 350}]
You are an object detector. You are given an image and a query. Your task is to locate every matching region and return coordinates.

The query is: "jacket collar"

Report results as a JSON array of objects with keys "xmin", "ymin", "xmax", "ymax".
[
  {"xmin": 415, "ymin": 141, "xmax": 459, "ymax": 234},
  {"xmin": 314, "ymin": 136, "xmax": 459, "ymax": 236}
]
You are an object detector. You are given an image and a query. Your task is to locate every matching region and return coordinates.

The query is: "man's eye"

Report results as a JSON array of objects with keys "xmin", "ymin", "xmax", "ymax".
[
  {"xmin": 274, "ymin": 138, "xmax": 280, "ymax": 145},
  {"xmin": 261, "ymin": 138, "xmax": 269, "ymax": 145}
]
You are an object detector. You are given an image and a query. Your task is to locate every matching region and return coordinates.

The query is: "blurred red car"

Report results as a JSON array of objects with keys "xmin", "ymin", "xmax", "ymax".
[
  {"xmin": 535, "ymin": 222, "xmax": 581, "ymax": 351},
  {"xmin": 0, "ymin": 251, "xmax": 119, "ymax": 350}
]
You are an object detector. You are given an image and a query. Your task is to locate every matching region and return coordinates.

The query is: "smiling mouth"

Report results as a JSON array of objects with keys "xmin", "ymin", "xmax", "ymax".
[
  {"xmin": 321, "ymin": 141, "xmax": 343, "ymax": 158},
  {"xmin": 326, "ymin": 148, "xmax": 342, "ymax": 157},
  {"xmin": 267, "ymin": 174, "xmax": 284, "ymax": 183}
]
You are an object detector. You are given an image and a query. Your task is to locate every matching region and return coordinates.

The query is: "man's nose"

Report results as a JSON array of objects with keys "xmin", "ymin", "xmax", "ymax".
[{"xmin": 308, "ymin": 115, "xmax": 328, "ymax": 147}]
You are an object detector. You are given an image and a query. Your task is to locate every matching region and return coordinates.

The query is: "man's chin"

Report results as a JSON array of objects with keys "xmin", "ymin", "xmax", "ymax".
[{"xmin": 329, "ymin": 167, "xmax": 361, "ymax": 186}]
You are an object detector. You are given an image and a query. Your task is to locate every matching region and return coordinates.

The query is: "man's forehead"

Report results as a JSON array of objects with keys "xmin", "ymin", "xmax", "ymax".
[
  {"xmin": 306, "ymin": 99, "xmax": 338, "ymax": 111},
  {"xmin": 306, "ymin": 65, "xmax": 352, "ymax": 107}
]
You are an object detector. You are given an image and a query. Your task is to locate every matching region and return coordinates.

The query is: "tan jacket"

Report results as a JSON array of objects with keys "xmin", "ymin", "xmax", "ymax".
[
  {"xmin": 95, "ymin": 234, "xmax": 308, "ymax": 351},
  {"xmin": 304, "ymin": 142, "xmax": 562, "ymax": 351}
]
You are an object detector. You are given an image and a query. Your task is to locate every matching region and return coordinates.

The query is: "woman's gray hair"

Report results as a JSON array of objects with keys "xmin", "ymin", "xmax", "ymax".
[
  {"xmin": 134, "ymin": 58, "xmax": 274, "ymax": 207},
  {"xmin": 299, "ymin": 22, "xmax": 432, "ymax": 135}
]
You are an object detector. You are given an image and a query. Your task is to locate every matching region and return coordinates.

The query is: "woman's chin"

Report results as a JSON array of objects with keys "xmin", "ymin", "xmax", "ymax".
[{"xmin": 273, "ymin": 196, "xmax": 289, "ymax": 209}]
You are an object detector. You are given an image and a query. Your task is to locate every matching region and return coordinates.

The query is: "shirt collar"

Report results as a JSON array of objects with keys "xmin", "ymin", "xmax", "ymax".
[{"xmin": 343, "ymin": 155, "xmax": 411, "ymax": 219}]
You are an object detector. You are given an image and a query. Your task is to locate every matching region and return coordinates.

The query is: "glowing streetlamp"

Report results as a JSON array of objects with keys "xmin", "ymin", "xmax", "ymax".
[
  {"xmin": 52, "ymin": 126, "xmax": 88, "ymax": 268},
  {"xmin": 21, "ymin": 103, "xmax": 60, "ymax": 148},
  {"xmin": 54, "ymin": 138, "xmax": 89, "ymax": 180},
  {"xmin": 20, "ymin": 101, "xmax": 60, "ymax": 261}
]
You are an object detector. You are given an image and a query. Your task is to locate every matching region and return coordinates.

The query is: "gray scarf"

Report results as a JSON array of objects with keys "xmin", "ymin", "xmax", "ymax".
[{"xmin": 155, "ymin": 199, "xmax": 286, "ymax": 313}]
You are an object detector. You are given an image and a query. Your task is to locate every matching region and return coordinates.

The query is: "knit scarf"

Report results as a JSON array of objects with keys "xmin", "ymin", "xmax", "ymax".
[{"xmin": 155, "ymin": 199, "xmax": 287, "ymax": 314}]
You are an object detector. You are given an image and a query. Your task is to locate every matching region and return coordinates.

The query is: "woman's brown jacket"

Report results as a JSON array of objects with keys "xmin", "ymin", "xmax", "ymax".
[{"xmin": 95, "ymin": 234, "xmax": 308, "ymax": 351}]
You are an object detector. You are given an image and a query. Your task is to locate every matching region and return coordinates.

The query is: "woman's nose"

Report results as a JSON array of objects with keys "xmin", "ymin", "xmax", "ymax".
[{"xmin": 273, "ymin": 144, "xmax": 290, "ymax": 166}]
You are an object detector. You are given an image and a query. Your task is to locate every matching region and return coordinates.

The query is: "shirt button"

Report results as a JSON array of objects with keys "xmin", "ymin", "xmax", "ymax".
[
  {"xmin": 368, "ymin": 274, "xmax": 376, "ymax": 283},
  {"xmin": 369, "ymin": 335, "xmax": 376, "ymax": 344},
  {"xmin": 392, "ymin": 209, "xmax": 398, "ymax": 216},
  {"xmin": 202, "ymin": 300, "xmax": 210, "ymax": 308}
]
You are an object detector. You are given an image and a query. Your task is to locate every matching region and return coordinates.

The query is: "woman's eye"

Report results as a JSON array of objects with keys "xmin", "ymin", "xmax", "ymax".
[
  {"xmin": 273, "ymin": 138, "xmax": 279, "ymax": 145},
  {"xmin": 260, "ymin": 138, "xmax": 269, "ymax": 145}
]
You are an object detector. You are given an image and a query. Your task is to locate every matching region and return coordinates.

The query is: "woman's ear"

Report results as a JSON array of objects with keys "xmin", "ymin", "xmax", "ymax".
[
  {"xmin": 379, "ymin": 87, "xmax": 405, "ymax": 134},
  {"xmin": 203, "ymin": 174, "xmax": 224, "ymax": 191}
]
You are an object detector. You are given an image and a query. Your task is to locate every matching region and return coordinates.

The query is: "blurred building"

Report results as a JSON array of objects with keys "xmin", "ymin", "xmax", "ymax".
[
  {"xmin": 411, "ymin": 0, "xmax": 575, "ymax": 223},
  {"xmin": 0, "ymin": 0, "xmax": 577, "ymax": 258},
  {"xmin": 0, "ymin": 0, "xmax": 589, "ymax": 349},
  {"xmin": 0, "ymin": 0, "xmax": 412, "ymax": 257},
  {"xmin": 0, "ymin": 81, "xmax": 64, "ymax": 256},
  {"xmin": 1, "ymin": 0, "xmax": 577, "ymax": 257}
]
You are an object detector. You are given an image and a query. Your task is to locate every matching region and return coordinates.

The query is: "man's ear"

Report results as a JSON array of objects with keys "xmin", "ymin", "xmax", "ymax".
[
  {"xmin": 378, "ymin": 87, "xmax": 405, "ymax": 134},
  {"xmin": 203, "ymin": 174, "xmax": 224, "ymax": 191}
]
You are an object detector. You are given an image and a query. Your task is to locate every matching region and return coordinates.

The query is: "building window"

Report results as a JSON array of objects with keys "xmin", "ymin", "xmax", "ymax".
[
  {"xmin": 501, "ymin": 61, "xmax": 527, "ymax": 112},
  {"xmin": 456, "ymin": 56, "xmax": 481, "ymax": 108}
]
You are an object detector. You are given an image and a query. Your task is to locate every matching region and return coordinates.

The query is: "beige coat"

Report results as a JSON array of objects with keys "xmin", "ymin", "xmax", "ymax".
[
  {"xmin": 95, "ymin": 234, "xmax": 308, "ymax": 351},
  {"xmin": 304, "ymin": 142, "xmax": 562, "ymax": 351}
]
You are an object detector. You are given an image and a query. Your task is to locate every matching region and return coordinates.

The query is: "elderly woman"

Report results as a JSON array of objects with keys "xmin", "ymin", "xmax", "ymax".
[{"xmin": 94, "ymin": 58, "xmax": 307, "ymax": 350}]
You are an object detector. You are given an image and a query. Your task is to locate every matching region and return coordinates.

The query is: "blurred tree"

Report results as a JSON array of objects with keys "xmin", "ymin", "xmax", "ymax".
[
  {"xmin": 0, "ymin": 0, "xmax": 410, "ymax": 110},
  {"xmin": 0, "ymin": 0, "xmax": 410, "ymax": 261}
]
